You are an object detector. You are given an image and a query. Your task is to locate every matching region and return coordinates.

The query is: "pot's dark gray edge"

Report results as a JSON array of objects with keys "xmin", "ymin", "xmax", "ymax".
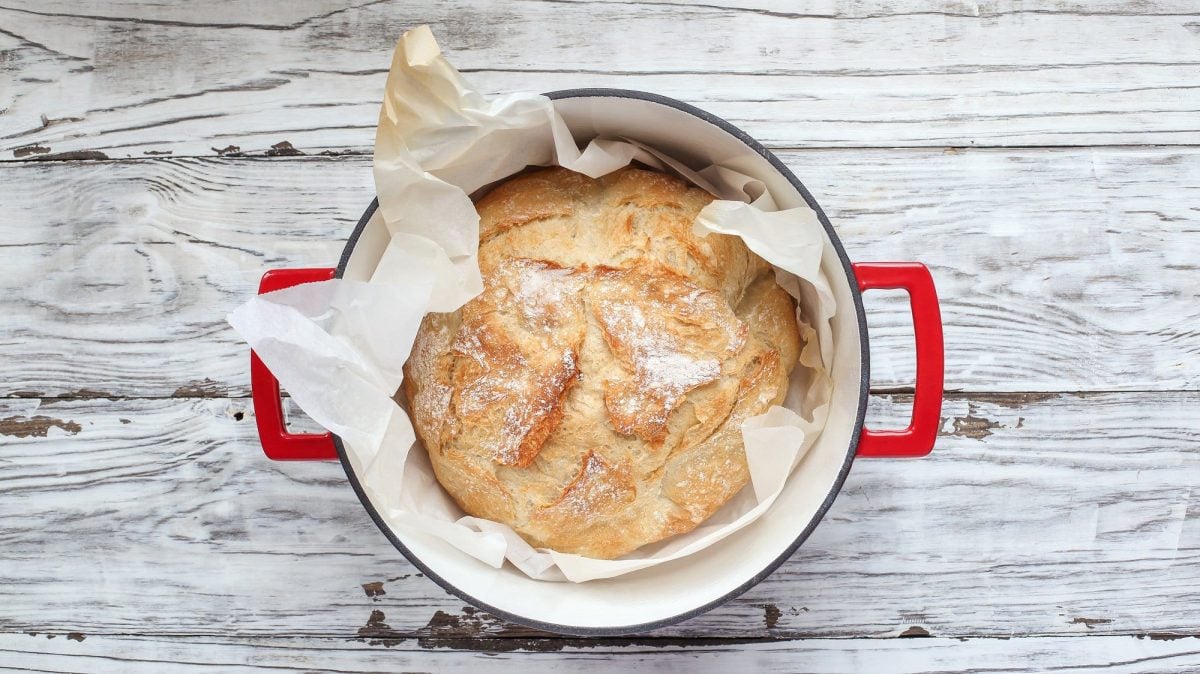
[{"xmin": 330, "ymin": 88, "xmax": 871, "ymax": 637}]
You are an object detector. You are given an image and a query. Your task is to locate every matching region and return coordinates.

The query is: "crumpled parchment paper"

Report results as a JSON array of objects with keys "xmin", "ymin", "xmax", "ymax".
[{"xmin": 230, "ymin": 25, "xmax": 835, "ymax": 582}]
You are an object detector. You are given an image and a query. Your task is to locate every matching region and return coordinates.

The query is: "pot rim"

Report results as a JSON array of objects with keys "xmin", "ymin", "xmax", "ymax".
[{"xmin": 330, "ymin": 88, "xmax": 870, "ymax": 636}]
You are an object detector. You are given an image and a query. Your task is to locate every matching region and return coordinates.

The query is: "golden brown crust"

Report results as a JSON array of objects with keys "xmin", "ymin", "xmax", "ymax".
[
  {"xmin": 589, "ymin": 264, "xmax": 747, "ymax": 447},
  {"xmin": 475, "ymin": 168, "xmax": 592, "ymax": 242},
  {"xmin": 402, "ymin": 166, "xmax": 802, "ymax": 559},
  {"xmin": 533, "ymin": 449, "xmax": 636, "ymax": 529}
]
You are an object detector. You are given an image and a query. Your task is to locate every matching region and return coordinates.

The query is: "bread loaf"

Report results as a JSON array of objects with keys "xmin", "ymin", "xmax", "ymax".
[{"xmin": 402, "ymin": 166, "xmax": 801, "ymax": 559}]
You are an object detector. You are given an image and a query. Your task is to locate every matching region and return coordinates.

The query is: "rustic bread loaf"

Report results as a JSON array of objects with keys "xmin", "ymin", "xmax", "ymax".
[{"xmin": 402, "ymin": 166, "xmax": 801, "ymax": 559}]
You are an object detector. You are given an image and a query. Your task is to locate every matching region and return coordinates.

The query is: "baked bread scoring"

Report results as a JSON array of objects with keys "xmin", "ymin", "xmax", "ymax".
[{"xmin": 402, "ymin": 166, "xmax": 801, "ymax": 559}]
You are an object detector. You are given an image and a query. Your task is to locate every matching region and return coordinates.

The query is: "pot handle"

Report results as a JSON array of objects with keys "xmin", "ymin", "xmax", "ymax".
[
  {"xmin": 250, "ymin": 267, "xmax": 339, "ymax": 461},
  {"xmin": 852, "ymin": 262, "xmax": 944, "ymax": 458}
]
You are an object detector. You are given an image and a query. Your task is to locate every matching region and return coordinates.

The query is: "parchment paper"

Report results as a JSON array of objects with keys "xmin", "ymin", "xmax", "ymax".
[{"xmin": 229, "ymin": 25, "xmax": 835, "ymax": 583}]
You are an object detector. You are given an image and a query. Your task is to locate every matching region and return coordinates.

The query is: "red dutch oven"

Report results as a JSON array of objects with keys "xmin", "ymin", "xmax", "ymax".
[{"xmin": 250, "ymin": 90, "xmax": 943, "ymax": 635}]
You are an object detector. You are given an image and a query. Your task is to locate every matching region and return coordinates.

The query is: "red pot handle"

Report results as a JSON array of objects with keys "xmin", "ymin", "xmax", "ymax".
[
  {"xmin": 853, "ymin": 262, "xmax": 944, "ymax": 458},
  {"xmin": 250, "ymin": 268, "xmax": 339, "ymax": 461}
]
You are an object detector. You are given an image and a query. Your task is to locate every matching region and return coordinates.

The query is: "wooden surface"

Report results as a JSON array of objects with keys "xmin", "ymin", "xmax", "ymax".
[{"xmin": 2, "ymin": 1, "xmax": 1199, "ymax": 671}]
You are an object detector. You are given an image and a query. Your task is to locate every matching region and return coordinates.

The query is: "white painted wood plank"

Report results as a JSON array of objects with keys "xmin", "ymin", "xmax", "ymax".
[
  {"xmin": 3, "ymin": 0, "xmax": 1199, "ymax": 156},
  {"xmin": 2, "ymin": 633, "xmax": 1199, "ymax": 674},
  {"xmin": 1, "ymin": 148, "xmax": 1196, "ymax": 397},
  {"xmin": 1, "ymin": 392, "xmax": 1198, "ymax": 638},
  {"xmin": 11, "ymin": 0, "xmax": 1200, "ymax": 23}
]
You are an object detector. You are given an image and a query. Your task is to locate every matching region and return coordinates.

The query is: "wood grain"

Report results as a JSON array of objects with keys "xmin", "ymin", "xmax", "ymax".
[
  {"xmin": 3, "ymin": 0, "xmax": 1200, "ymax": 157},
  {"xmin": 1, "ymin": 392, "xmax": 1198, "ymax": 639},
  {"xmin": 4, "ymin": 1, "xmax": 1199, "ymax": 663},
  {"xmin": 1, "ymin": 148, "xmax": 1196, "ymax": 398},
  {"xmin": 2, "ymin": 633, "xmax": 1199, "ymax": 673}
]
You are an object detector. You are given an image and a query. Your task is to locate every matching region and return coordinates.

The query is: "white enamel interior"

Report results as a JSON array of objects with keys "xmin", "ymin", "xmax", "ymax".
[{"xmin": 340, "ymin": 95, "xmax": 865, "ymax": 631}]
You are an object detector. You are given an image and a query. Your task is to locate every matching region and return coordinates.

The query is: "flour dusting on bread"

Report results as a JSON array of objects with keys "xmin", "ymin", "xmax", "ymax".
[{"xmin": 402, "ymin": 166, "xmax": 802, "ymax": 559}]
